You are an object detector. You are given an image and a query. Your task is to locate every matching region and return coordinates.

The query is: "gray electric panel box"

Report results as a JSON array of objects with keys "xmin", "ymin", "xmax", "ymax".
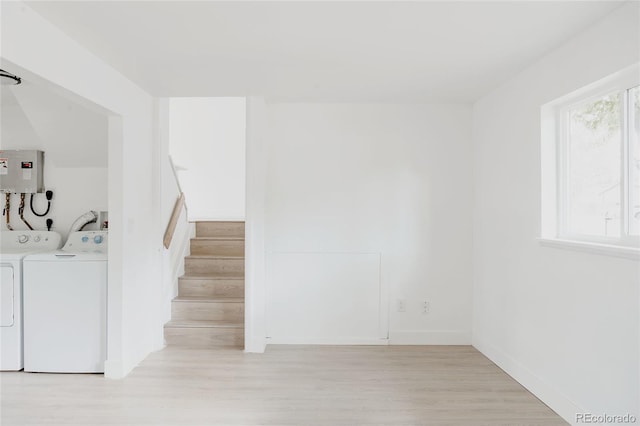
[{"xmin": 0, "ymin": 150, "xmax": 45, "ymax": 193}]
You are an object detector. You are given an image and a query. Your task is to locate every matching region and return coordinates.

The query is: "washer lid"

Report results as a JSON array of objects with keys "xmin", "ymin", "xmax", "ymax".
[{"xmin": 24, "ymin": 250, "xmax": 107, "ymax": 262}]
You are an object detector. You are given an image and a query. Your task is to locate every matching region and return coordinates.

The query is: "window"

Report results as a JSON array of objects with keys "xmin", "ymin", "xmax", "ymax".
[{"xmin": 542, "ymin": 66, "xmax": 640, "ymax": 253}]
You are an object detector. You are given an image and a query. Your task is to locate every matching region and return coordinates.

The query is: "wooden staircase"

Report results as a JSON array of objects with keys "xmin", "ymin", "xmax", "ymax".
[{"xmin": 164, "ymin": 221, "xmax": 245, "ymax": 348}]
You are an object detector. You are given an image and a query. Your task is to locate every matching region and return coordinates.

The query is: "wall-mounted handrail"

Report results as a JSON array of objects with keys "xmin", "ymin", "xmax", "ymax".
[
  {"xmin": 163, "ymin": 155, "xmax": 187, "ymax": 249},
  {"xmin": 163, "ymin": 192, "xmax": 185, "ymax": 249}
]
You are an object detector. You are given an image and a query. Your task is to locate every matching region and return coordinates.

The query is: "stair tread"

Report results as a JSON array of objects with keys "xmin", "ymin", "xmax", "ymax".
[
  {"xmin": 192, "ymin": 236, "xmax": 245, "ymax": 241},
  {"xmin": 192, "ymin": 221, "xmax": 244, "ymax": 224},
  {"xmin": 165, "ymin": 319, "xmax": 243, "ymax": 329},
  {"xmin": 174, "ymin": 296, "xmax": 244, "ymax": 303},
  {"xmin": 181, "ymin": 272, "xmax": 244, "ymax": 279},
  {"xmin": 180, "ymin": 275, "xmax": 244, "ymax": 280},
  {"xmin": 186, "ymin": 254, "xmax": 244, "ymax": 259}
]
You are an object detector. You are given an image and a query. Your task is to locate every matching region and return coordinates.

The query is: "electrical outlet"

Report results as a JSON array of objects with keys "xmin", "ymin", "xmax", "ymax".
[
  {"xmin": 422, "ymin": 300, "xmax": 430, "ymax": 314},
  {"xmin": 397, "ymin": 299, "xmax": 406, "ymax": 312}
]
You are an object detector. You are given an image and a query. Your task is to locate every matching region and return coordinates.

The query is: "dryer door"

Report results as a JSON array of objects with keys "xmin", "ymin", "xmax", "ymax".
[{"xmin": 0, "ymin": 265, "xmax": 14, "ymax": 326}]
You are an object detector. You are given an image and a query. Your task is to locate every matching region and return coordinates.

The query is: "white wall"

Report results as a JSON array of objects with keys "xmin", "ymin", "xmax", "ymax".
[
  {"xmin": 265, "ymin": 103, "xmax": 473, "ymax": 344},
  {"xmin": 2, "ymin": 1, "xmax": 163, "ymax": 378},
  {"xmin": 158, "ymin": 99, "xmax": 180, "ymax": 233},
  {"xmin": 3, "ymin": 81, "xmax": 108, "ymax": 168},
  {"xmin": 39, "ymin": 166, "xmax": 107, "ymax": 238},
  {"xmin": 0, "ymin": 161, "xmax": 108, "ymax": 239},
  {"xmin": 169, "ymin": 97, "xmax": 246, "ymax": 221},
  {"xmin": 156, "ymin": 98, "xmax": 193, "ymax": 338},
  {"xmin": 245, "ymin": 97, "xmax": 268, "ymax": 352},
  {"xmin": 472, "ymin": 3, "xmax": 639, "ymax": 424}
]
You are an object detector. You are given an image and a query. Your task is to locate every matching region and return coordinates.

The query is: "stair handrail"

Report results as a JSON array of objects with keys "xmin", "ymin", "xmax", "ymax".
[
  {"xmin": 163, "ymin": 192, "xmax": 185, "ymax": 249},
  {"xmin": 163, "ymin": 156, "xmax": 186, "ymax": 249}
]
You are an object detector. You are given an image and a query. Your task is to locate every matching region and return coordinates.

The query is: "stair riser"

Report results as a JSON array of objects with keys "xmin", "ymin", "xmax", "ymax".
[
  {"xmin": 185, "ymin": 258, "xmax": 244, "ymax": 276},
  {"xmin": 164, "ymin": 327, "xmax": 244, "ymax": 348},
  {"xmin": 190, "ymin": 240, "xmax": 245, "ymax": 256},
  {"xmin": 179, "ymin": 279, "xmax": 245, "ymax": 298},
  {"xmin": 196, "ymin": 222, "xmax": 245, "ymax": 238},
  {"xmin": 172, "ymin": 301, "xmax": 244, "ymax": 322}
]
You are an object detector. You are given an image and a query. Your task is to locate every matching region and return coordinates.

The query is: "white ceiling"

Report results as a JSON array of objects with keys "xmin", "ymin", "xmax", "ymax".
[{"xmin": 26, "ymin": 1, "xmax": 626, "ymax": 102}]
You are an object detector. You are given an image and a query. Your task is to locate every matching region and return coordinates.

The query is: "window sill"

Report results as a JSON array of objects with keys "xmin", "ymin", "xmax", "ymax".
[{"xmin": 537, "ymin": 238, "xmax": 640, "ymax": 261}]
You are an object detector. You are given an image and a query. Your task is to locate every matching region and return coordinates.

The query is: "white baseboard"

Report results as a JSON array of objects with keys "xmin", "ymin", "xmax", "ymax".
[
  {"xmin": 473, "ymin": 338, "xmax": 583, "ymax": 426},
  {"xmin": 264, "ymin": 332, "xmax": 471, "ymax": 346},
  {"xmin": 104, "ymin": 359, "xmax": 126, "ymax": 379},
  {"xmin": 389, "ymin": 330, "xmax": 471, "ymax": 345},
  {"xmin": 244, "ymin": 336, "xmax": 267, "ymax": 353},
  {"xmin": 171, "ymin": 219, "xmax": 194, "ymax": 282},
  {"xmin": 163, "ymin": 217, "xmax": 194, "ymax": 325},
  {"xmin": 150, "ymin": 327, "xmax": 166, "ymax": 353},
  {"xmin": 266, "ymin": 337, "xmax": 389, "ymax": 345}
]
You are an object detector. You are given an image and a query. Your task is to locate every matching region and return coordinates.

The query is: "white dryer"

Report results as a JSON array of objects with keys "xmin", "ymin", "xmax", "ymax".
[
  {"xmin": 0, "ymin": 231, "xmax": 62, "ymax": 371},
  {"xmin": 23, "ymin": 230, "xmax": 108, "ymax": 373}
]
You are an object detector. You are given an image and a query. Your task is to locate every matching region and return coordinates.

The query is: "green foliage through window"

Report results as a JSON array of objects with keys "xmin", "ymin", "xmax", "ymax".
[{"xmin": 572, "ymin": 93, "xmax": 621, "ymax": 135}]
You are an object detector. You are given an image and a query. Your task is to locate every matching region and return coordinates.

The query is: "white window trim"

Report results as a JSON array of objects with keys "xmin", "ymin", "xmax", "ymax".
[
  {"xmin": 537, "ymin": 238, "xmax": 640, "ymax": 261},
  {"xmin": 540, "ymin": 64, "xmax": 640, "ymax": 259}
]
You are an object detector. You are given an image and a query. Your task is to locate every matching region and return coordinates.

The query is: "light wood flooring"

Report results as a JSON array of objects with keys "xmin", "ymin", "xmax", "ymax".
[{"xmin": 0, "ymin": 345, "xmax": 567, "ymax": 426}]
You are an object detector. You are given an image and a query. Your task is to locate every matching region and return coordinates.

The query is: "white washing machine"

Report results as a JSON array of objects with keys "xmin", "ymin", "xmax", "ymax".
[
  {"xmin": 23, "ymin": 230, "xmax": 108, "ymax": 373},
  {"xmin": 0, "ymin": 231, "xmax": 62, "ymax": 371}
]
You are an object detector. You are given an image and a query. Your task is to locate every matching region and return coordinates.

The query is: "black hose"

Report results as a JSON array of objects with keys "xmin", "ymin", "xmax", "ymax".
[{"xmin": 30, "ymin": 191, "xmax": 52, "ymax": 217}]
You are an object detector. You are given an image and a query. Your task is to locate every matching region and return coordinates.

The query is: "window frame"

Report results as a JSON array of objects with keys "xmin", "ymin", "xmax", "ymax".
[{"xmin": 547, "ymin": 66, "xmax": 640, "ymax": 251}]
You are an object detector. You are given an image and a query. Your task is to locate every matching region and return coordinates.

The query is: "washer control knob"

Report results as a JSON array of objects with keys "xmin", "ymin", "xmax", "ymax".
[
  {"xmin": 34, "ymin": 235, "xmax": 41, "ymax": 242},
  {"xmin": 81, "ymin": 236, "xmax": 89, "ymax": 243},
  {"xmin": 94, "ymin": 235, "xmax": 103, "ymax": 244},
  {"xmin": 18, "ymin": 234, "xmax": 29, "ymax": 244}
]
